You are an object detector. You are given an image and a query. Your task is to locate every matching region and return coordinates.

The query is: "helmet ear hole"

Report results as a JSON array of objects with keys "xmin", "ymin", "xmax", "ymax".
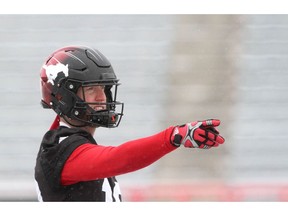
[{"xmin": 65, "ymin": 81, "xmax": 81, "ymax": 94}]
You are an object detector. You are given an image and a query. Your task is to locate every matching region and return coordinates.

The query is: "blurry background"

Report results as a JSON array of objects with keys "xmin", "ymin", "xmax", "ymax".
[{"xmin": 0, "ymin": 14, "xmax": 288, "ymax": 201}]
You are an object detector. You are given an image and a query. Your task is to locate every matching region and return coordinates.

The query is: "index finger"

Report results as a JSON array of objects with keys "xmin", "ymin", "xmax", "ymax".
[{"xmin": 201, "ymin": 119, "xmax": 221, "ymax": 127}]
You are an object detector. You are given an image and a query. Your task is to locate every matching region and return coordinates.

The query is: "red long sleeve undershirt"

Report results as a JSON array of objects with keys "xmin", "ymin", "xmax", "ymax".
[{"xmin": 60, "ymin": 126, "xmax": 177, "ymax": 185}]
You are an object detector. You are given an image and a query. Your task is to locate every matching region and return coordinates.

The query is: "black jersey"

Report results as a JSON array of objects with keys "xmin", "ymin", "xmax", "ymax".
[{"xmin": 34, "ymin": 126, "xmax": 122, "ymax": 201}]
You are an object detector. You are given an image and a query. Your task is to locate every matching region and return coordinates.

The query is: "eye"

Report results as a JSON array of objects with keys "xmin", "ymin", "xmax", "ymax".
[
  {"xmin": 85, "ymin": 86, "xmax": 94, "ymax": 91},
  {"xmin": 86, "ymin": 86, "xmax": 94, "ymax": 91}
]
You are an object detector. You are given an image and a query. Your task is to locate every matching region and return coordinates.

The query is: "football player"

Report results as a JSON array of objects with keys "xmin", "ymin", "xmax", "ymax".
[{"xmin": 35, "ymin": 46, "xmax": 225, "ymax": 201}]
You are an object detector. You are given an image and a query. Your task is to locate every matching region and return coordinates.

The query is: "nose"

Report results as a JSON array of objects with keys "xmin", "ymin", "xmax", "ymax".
[{"xmin": 95, "ymin": 87, "xmax": 106, "ymax": 102}]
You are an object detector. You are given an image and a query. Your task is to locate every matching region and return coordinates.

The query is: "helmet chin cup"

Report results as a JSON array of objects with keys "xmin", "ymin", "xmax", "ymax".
[{"xmin": 90, "ymin": 109, "xmax": 123, "ymax": 128}]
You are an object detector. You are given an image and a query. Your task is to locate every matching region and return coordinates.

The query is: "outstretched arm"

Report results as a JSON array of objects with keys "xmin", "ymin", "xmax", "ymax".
[
  {"xmin": 61, "ymin": 126, "xmax": 176, "ymax": 185},
  {"xmin": 61, "ymin": 119, "xmax": 225, "ymax": 185}
]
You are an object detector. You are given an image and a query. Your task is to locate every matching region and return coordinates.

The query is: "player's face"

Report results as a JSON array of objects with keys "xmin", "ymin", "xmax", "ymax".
[{"xmin": 77, "ymin": 85, "xmax": 107, "ymax": 111}]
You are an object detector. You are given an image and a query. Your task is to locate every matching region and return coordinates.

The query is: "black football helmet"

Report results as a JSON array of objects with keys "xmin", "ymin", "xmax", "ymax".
[{"xmin": 40, "ymin": 45, "xmax": 124, "ymax": 128}]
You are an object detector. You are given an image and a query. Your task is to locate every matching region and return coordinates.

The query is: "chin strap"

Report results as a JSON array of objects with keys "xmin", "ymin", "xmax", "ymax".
[{"xmin": 62, "ymin": 115, "xmax": 88, "ymax": 128}]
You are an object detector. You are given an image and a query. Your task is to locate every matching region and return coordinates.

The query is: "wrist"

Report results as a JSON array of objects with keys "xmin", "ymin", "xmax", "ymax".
[{"xmin": 170, "ymin": 126, "xmax": 182, "ymax": 147}]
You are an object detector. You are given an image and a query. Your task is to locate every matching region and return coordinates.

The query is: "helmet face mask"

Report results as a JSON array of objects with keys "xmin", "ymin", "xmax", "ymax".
[
  {"xmin": 68, "ymin": 80, "xmax": 124, "ymax": 128},
  {"xmin": 40, "ymin": 46, "xmax": 124, "ymax": 128}
]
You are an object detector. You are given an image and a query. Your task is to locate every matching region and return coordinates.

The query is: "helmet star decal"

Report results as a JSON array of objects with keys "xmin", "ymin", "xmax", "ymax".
[{"xmin": 43, "ymin": 62, "xmax": 69, "ymax": 85}]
